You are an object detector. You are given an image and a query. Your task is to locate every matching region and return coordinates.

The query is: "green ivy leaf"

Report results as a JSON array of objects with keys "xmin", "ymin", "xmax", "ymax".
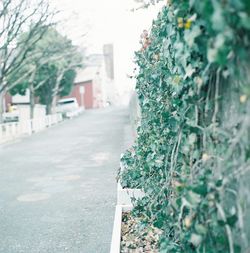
[
  {"xmin": 192, "ymin": 183, "xmax": 208, "ymax": 197},
  {"xmin": 195, "ymin": 224, "xmax": 207, "ymax": 235},
  {"xmin": 226, "ymin": 214, "xmax": 238, "ymax": 227},
  {"xmin": 190, "ymin": 233, "xmax": 202, "ymax": 247},
  {"xmin": 185, "ymin": 190, "xmax": 201, "ymax": 207}
]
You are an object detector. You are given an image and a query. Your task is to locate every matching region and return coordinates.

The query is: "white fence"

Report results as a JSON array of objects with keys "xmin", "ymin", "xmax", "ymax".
[{"xmin": 0, "ymin": 113, "xmax": 63, "ymax": 144}]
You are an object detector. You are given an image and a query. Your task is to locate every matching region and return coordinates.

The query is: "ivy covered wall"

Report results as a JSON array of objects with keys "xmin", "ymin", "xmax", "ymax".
[{"xmin": 121, "ymin": 0, "xmax": 250, "ymax": 252}]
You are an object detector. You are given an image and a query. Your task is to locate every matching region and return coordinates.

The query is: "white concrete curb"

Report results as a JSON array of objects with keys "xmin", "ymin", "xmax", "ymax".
[
  {"xmin": 118, "ymin": 157, "xmax": 144, "ymax": 205},
  {"xmin": 110, "ymin": 205, "xmax": 132, "ymax": 253},
  {"xmin": 117, "ymin": 179, "xmax": 144, "ymax": 205}
]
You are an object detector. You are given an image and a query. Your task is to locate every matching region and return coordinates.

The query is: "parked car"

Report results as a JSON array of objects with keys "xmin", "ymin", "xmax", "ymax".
[{"xmin": 56, "ymin": 98, "xmax": 81, "ymax": 118}]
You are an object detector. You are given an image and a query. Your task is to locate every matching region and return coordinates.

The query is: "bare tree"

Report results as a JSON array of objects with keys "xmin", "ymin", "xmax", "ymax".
[
  {"xmin": 9, "ymin": 27, "xmax": 83, "ymax": 118},
  {"xmin": 0, "ymin": 0, "xmax": 55, "ymax": 121},
  {"xmin": 30, "ymin": 46, "xmax": 82, "ymax": 117},
  {"xmin": 50, "ymin": 48, "xmax": 83, "ymax": 114}
]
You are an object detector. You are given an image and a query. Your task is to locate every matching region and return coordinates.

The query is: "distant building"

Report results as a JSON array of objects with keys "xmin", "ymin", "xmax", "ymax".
[
  {"xmin": 63, "ymin": 66, "xmax": 103, "ymax": 109},
  {"xmin": 103, "ymin": 44, "xmax": 114, "ymax": 80},
  {"xmin": 3, "ymin": 91, "xmax": 30, "ymax": 112},
  {"xmin": 3, "ymin": 44, "xmax": 115, "ymax": 111},
  {"xmin": 63, "ymin": 45, "xmax": 115, "ymax": 109},
  {"xmin": 4, "ymin": 93, "xmax": 12, "ymax": 112}
]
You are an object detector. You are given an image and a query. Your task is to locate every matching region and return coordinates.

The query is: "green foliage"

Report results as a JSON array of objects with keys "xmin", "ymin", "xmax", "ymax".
[
  {"xmin": 9, "ymin": 28, "xmax": 82, "ymax": 112},
  {"xmin": 34, "ymin": 63, "xmax": 57, "ymax": 106},
  {"xmin": 121, "ymin": 0, "xmax": 250, "ymax": 252},
  {"xmin": 59, "ymin": 69, "xmax": 77, "ymax": 97}
]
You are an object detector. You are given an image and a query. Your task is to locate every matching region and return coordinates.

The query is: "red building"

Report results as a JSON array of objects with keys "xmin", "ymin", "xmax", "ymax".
[
  {"xmin": 62, "ymin": 66, "xmax": 104, "ymax": 109},
  {"xmin": 4, "ymin": 93, "xmax": 12, "ymax": 111}
]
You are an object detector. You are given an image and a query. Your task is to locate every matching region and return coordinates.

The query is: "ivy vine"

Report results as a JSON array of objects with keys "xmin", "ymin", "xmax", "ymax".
[{"xmin": 121, "ymin": 0, "xmax": 250, "ymax": 252}]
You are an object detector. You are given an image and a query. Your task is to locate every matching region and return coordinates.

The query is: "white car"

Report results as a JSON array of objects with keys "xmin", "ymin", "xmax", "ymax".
[{"xmin": 56, "ymin": 98, "xmax": 81, "ymax": 118}]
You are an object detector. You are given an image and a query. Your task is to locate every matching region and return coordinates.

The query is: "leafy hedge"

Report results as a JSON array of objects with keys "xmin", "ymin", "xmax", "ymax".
[{"xmin": 121, "ymin": 1, "xmax": 250, "ymax": 252}]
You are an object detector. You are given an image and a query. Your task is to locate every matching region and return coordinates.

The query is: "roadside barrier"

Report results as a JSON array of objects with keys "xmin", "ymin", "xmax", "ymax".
[{"xmin": 0, "ymin": 113, "xmax": 63, "ymax": 144}]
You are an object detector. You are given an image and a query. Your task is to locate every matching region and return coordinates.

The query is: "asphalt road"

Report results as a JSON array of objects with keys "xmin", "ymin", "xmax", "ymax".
[{"xmin": 0, "ymin": 107, "xmax": 131, "ymax": 253}]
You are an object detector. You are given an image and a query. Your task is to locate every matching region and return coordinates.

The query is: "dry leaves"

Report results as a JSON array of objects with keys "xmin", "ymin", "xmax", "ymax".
[{"xmin": 120, "ymin": 212, "xmax": 161, "ymax": 253}]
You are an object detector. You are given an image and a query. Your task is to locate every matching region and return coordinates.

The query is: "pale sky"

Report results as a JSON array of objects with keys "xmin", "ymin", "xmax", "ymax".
[{"xmin": 50, "ymin": 0, "xmax": 163, "ymax": 97}]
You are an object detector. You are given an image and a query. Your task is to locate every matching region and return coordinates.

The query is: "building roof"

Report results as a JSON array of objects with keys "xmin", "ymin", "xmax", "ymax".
[{"xmin": 74, "ymin": 66, "xmax": 100, "ymax": 83}]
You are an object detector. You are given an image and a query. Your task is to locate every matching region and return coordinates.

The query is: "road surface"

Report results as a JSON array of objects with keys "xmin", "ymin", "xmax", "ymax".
[{"xmin": 0, "ymin": 107, "xmax": 132, "ymax": 253}]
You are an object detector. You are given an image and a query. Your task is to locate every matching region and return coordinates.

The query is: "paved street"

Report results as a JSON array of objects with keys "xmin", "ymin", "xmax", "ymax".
[{"xmin": 0, "ymin": 107, "xmax": 131, "ymax": 253}]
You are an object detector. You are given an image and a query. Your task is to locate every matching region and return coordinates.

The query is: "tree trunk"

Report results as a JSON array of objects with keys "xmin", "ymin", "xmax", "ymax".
[
  {"xmin": 51, "ymin": 95, "xmax": 58, "ymax": 114},
  {"xmin": 29, "ymin": 86, "xmax": 35, "ymax": 119},
  {"xmin": 46, "ymin": 102, "xmax": 52, "ymax": 115},
  {"xmin": 51, "ymin": 71, "xmax": 64, "ymax": 114},
  {"xmin": 0, "ymin": 91, "xmax": 4, "ymax": 123}
]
